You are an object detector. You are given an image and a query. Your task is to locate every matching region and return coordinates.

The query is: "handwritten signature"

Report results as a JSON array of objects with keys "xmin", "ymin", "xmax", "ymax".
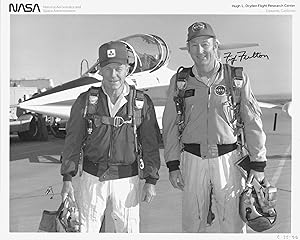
[{"xmin": 223, "ymin": 51, "xmax": 269, "ymax": 65}]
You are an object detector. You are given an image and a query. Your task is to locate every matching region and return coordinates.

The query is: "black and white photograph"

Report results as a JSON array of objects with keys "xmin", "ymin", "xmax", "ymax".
[{"xmin": 1, "ymin": 1, "xmax": 298, "ymax": 239}]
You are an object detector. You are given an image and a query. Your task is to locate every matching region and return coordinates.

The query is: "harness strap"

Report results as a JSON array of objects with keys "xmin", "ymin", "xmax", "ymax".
[
  {"xmin": 79, "ymin": 86, "xmax": 100, "ymax": 176},
  {"xmin": 130, "ymin": 85, "xmax": 145, "ymax": 178},
  {"xmin": 224, "ymin": 65, "xmax": 244, "ymax": 123},
  {"xmin": 224, "ymin": 64, "xmax": 245, "ymax": 154},
  {"xmin": 93, "ymin": 115, "xmax": 132, "ymax": 128},
  {"xmin": 173, "ymin": 66, "xmax": 191, "ymax": 139},
  {"xmin": 231, "ymin": 65, "xmax": 244, "ymax": 130},
  {"xmin": 134, "ymin": 90, "xmax": 144, "ymax": 127},
  {"xmin": 229, "ymin": 64, "xmax": 243, "ymax": 106},
  {"xmin": 127, "ymin": 85, "xmax": 144, "ymax": 128},
  {"xmin": 174, "ymin": 66, "xmax": 190, "ymax": 93},
  {"xmin": 128, "ymin": 85, "xmax": 135, "ymax": 118},
  {"xmin": 83, "ymin": 86, "xmax": 99, "ymax": 118}
]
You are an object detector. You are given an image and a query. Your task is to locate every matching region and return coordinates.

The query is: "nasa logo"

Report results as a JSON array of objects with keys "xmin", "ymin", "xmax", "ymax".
[
  {"xmin": 9, "ymin": 3, "xmax": 41, "ymax": 12},
  {"xmin": 192, "ymin": 22, "xmax": 205, "ymax": 32},
  {"xmin": 214, "ymin": 85, "xmax": 227, "ymax": 96}
]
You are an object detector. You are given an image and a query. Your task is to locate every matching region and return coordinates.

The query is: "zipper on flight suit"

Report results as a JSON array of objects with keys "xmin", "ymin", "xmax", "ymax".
[
  {"xmin": 206, "ymin": 72, "xmax": 218, "ymax": 159},
  {"xmin": 206, "ymin": 86, "xmax": 212, "ymax": 153},
  {"xmin": 208, "ymin": 87, "xmax": 211, "ymax": 108},
  {"xmin": 108, "ymin": 127, "xmax": 114, "ymax": 161}
]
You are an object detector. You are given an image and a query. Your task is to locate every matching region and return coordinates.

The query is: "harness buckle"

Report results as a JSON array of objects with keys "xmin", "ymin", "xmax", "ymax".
[
  {"xmin": 113, "ymin": 116, "xmax": 125, "ymax": 127},
  {"xmin": 113, "ymin": 116, "xmax": 132, "ymax": 127}
]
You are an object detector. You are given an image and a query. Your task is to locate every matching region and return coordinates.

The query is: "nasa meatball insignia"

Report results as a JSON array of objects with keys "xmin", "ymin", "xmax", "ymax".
[{"xmin": 214, "ymin": 85, "xmax": 227, "ymax": 96}]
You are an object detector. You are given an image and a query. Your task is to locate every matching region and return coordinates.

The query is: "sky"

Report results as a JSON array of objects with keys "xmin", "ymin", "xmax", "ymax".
[{"xmin": 10, "ymin": 14, "xmax": 292, "ymax": 96}]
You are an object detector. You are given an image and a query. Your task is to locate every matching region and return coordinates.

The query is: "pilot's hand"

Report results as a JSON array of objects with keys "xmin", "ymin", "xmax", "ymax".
[
  {"xmin": 169, "ymin": 170, "xmax": 185, "ymax": 191},
  {"xmin": 246, "ymin": 169, "xmax": 270, "ymax": 187},
  {"xmin": 61, "ymin": 181, "xmax": 75, "ymax": 202},
  {"xmin": 141, "ymin": 183, "xmax": 156, "ymax": 203}
]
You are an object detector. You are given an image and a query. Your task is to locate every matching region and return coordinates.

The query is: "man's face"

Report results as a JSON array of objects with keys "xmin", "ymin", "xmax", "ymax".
[
  {"xmin": 187, "ymin": 36, "xmax": 218, "ymax": 67},
  {"xmin": 100, "ymin": 63, "xmax": 129, "ymax": 90}
]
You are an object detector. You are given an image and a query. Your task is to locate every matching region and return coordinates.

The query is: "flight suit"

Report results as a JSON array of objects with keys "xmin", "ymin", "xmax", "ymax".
[{"xmin": 163, "ymin": 62, "xmax": 267, "ymax": 232}]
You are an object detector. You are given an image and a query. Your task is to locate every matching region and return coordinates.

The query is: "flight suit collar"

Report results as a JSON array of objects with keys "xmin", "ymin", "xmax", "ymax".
[{"xmin": 191, "ymin": 61, "xmax": 223, "ymax": 86}]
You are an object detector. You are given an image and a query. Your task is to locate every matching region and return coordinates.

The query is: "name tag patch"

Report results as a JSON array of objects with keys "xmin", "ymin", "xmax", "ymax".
[
  {"xmin": 234, "ymin": 79, "xmax": 243, "ymax": 88},
  {"xmin": 135, "ymin": 100, "xmax": 144, "ymax": 109},
  {"xmin": 214, "ymin": 85, "xmax": 227, "ymax": 96},
  {"xmin": 184, "ymin": 89, "xmax": 195, "ymax": 98}
]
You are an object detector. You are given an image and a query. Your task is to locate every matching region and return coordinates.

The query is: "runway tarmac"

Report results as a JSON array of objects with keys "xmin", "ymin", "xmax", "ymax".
[{"xmin": 9, "ymin": 108, "xmax": 291, "ymax": 233}]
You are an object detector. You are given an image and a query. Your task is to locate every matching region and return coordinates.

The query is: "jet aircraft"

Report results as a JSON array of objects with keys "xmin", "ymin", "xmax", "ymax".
[{"xmin": 17, "ymin": 34, "xmax": 292, "ymax": 140}]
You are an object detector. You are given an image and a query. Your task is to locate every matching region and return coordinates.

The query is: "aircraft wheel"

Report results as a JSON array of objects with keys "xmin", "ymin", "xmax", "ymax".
[
  {"xmin": 18, "ymin": 117, "xmax": 39, "ymax": 141},
  {"xmin": 36, "ymin": 115, "xmax": 48, "ymax": 141},
  {"xmin": 18, "ymin": 131, "xmax": 28, "ymax": 141},
  {"xmin": 49, "ymin": 117, "xmax": 66, "ymax": 139}
]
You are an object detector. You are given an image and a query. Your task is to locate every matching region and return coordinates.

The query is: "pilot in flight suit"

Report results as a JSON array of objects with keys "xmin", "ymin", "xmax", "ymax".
[{"xmin": 163, "ymin": 22, "xmax": 268, "ymax": 233}]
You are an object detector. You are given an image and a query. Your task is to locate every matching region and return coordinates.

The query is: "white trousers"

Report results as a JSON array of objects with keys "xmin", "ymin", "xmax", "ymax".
[
  {"xmin": 75, "ymin": 171, "xmax": 140, "ymax": 233},
  {"xmin": 181, "ymin": 150, "xmax": 245, "ymax": 233}
]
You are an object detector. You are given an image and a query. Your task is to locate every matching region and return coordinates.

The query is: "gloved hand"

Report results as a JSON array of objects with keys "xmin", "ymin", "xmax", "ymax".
[
  {"xmin": 169, "ymin": 169, "xmax": 185, "ymax": 191},
  {"xmin": 246, "ymin": 169, "xmax": 277, "ymax": 215},
  {"xmin": 61, "ymin": 181, "xmax": 75, "ymax": 202},
  {"xmin": 58, "ymin": 195, "xmax": 80, "ymax": 232},
  {"xmin": 141, "ymin": 183, "xmax": 156, "ymax": 203},
  {"xmin": 246, "ymin": 169, "xmax": 270, "ymax": 187}
]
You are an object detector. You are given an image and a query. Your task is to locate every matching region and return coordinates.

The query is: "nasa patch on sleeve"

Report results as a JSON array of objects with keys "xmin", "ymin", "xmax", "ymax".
[{"xmin": 214, "ymin": 85, "xmax": 227, "ymax": 96}]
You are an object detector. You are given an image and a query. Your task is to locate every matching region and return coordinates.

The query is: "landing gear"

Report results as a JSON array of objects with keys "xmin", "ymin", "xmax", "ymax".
[
  {"xmin": 48, "ymin": 117, "xmax": 66, "ymax": 139},
  {"xmin": 18, "ymin": 114, "xmax": 48, "ymax": 141}
]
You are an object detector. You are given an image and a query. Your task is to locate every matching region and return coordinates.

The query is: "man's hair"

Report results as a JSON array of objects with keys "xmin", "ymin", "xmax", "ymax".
[{"xmin": 187, "ymin": 37, "xmax": 218, "ymax": 49}]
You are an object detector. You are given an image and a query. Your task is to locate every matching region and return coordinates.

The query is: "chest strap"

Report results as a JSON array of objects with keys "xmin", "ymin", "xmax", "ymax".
[
  {"xmin": 92, "ymin": 85, "xmax": 144, "ymax": 129},
  {"xmin": 83, "ymin": 85, "xmax": 144, "ymax": 129},
  {"xmin": 93, "ymin": 115, "xmax": 132, "ymax": 128}
]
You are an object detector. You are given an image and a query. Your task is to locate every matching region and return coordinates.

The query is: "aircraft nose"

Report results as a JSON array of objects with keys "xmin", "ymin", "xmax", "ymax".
[{"xmin": 282, "ymin": 101, "xmax": 292, "ymax": 117}]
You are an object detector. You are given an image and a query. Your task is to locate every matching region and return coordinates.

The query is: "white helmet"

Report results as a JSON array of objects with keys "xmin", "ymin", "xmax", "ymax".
[
  {"xmin": 57, "ymin": 197, "xmax": 81, "ymax": 232},
  {"xmin": 239, "ymin": 178, "xmax": 277, "ymax": 232}
]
